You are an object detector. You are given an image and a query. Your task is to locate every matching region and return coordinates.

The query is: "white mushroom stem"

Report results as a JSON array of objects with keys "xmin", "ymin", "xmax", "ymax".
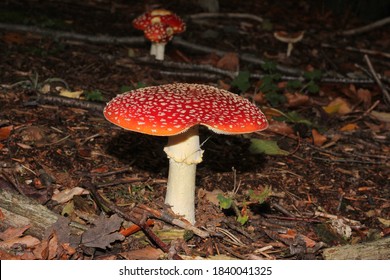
[
  {"xmin": 150, "ymin": 43, "xmax": 157, "ymax": 56},
  {"xmin": 286, "ymin": 43, "xmax": 294, "ymax": 57},
  {"xmin": 154, "ymin": 42, "xmax": 167, "ymax": 60},
  {"xmin": 164, "ymin": 126, "xmax": 204, "ymax": 224}
]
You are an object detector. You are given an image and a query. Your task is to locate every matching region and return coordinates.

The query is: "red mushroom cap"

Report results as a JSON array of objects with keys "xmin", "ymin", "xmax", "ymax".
[
  {"xmin": 132, "ymin": 12, "xmax": 153, "ymax": 31},
  {"xmin": 144, "ymin": 23, "xmax": 174, "ymax": 43},
  {"xmin": 132, "ymin": 9, "xmax": 185, "ymax": 34},
  {"xmin": 104, "ymin": 83, "xmax": 268, "ymax": 136},
  {"xmin": 158, "ymin": 14, "xmax": 186, "ymax": 33}
]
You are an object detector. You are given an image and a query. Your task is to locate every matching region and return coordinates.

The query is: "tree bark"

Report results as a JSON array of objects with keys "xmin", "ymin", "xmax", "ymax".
[
  {"xmin": 0, "ymin": 188, "xmax": 60, "ymax": 239},
  {"xmin": 322, "ymin": 238, "xmax": 390, "ymax": 260}
]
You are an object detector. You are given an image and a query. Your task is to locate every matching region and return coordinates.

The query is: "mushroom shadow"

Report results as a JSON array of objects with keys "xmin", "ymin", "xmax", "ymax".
[
  {"xmin": 105, "ymin": 132, "xmax": 167, "ymax": 174},
  {"xmin": 105, "ymin": 130, "xmax": 266, "ymax": 174},
  {"xmin": 200, "ymin": 130, "xmax": 267, "ymax": 172}
]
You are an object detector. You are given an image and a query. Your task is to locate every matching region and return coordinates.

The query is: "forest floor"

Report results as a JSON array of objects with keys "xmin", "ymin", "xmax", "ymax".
[{"xmin": 0, "ymin": 0, "xmax": 389, "ymax": 260}]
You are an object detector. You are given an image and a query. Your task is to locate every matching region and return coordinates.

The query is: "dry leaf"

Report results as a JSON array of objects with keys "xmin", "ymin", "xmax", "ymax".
[
  {"xmin": 267, "ymin": 120, "xmax": 295, "ymax": 136},
  {"xmin": 51, "ymin": 187, "xmax": 89, "ymax": 204},
  {"xmin": 284, "ymin": 92, "xmax": 310, "ymax": 107},
  {"xmin": 0, "ymin": 235, "xmax": 40, "ymax": 250},
  {"xmin": 59, "ymin": 88, "xmax": 84, "ymax": 99},
  {"xmin": 216, "ymin": 52, "xmax": 239, "ymax": 71},
  {"xmin": 2, "ymin": 33, "xmax": 26, "ymax": 44},
  {"xmin": 378, "ymin": 217, "xmax": 390, "ymax": 227},
  {"xmin": 0, "ymin": 225, "xmax": 30, "ymax": 241},
  {"xmin": 120, "ymin": 246, "xmax": 164, "ymax": 260},
  {"xmin": 253, "ymin": 92, "xmax": 266, "ymax": 104},
  {"xmin": 330, "ymin": 219, "xmax": 352, "ymax": 239},
  {"xmin": 356, "ymin": 88, "xmax": 372, "ymax": 109},
  {"xmin": 198, "ymin": 188, "xmax": 224, "ymax": 206},
  {"xmin": 0, "ymin": 125, "xmax": 13, "ymax": 140},
  {"xmin": 323, "ymin": 97, "xmax": 352, "ymax": 115},
  {"xmin": 340, "ymin": 123, "xmax": 359, "ymax": 132},
  {"xmin": 311, "ymin": 129, "xmax": 327, "ymax": 146},
  {"xmin": 81, "ymin": 214, "xmax": 124, "ymax": 249},
  {"xmin": 279, "ymin": 229, "xmax": 317, "ymax": 248},
  {"xmin": 371, "ymin": 111, "xmax": 390, "ymax": 122}
]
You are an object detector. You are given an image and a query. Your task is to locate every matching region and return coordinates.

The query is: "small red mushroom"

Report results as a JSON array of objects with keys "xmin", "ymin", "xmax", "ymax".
[
  {"xmin": 144, "ymin": 23, "xmax": 174, "ymax": 61},
  {"xmin": 104, "ymin": 83, "xmax": 268, "ymax": 224},
  {"xmin": 132, "ymin": 9, "xmax": 185, "ymax": 60}
]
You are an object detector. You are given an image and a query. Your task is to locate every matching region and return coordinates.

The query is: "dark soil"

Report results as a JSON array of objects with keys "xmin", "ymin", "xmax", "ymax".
[{"xmin": 0, "ymin": 0, "xmax": 389, "ymax": 260}]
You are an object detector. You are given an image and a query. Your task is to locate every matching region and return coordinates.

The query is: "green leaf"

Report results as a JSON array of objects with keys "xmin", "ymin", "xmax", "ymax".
[
  {"xmin": 248, "ymin": 186, "xmax": 272, "ymax": 204},
  {"xmin": 264, "ymin": 91, "xmax": 286, "ymax": 106},
  {"xmin": 231, "ymin": 71, "xmax": 251, "ymax": 92},
  {"xmin": 261, "ymin": 60, "xmax": 277, "ymax": 73},
  {"xmin": 249, "ymin": 139, "xmax": 289, "ymax": 156},
  {"xmin": 273, "ymin": 111, "xmax": 313, "ymax": 126},
  {"xmin": 286, "ymin": 79, "xmax": 303, "ymax": 90},
  {"xmin": 237, "ymin": 215, "xmax": 249, "ymax": 225},
  {"xmin": 304, "ymin": 69, "xmax": 322, "ymax": 81},
  {"xmin": 307, "ymin": 80, "xmax": 320, "ymax": 93},
  {"xmin": 84, "ymin": 90, "xmax": 104, "ymax": 101},
  {"xmin": 217, "ymin": 194, "xmax": 233, "ymax": 209}
]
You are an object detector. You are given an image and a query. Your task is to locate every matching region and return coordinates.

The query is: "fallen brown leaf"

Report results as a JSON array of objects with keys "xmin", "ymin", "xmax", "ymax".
[
  {"xmin": 81, "ymin": 214, "xmax": 124, "ymax": 249},
  {"xmin": 0, "ymin": 225, "xmax": 30, "ymax": 241},
  {"xmin": 0, "ymin": 125, "xmax": 13, "ymax": 140},
  {"xmin": 0, "ymin": 235, "xmax": 40, "ymax": 250},
  {"xmin": 267, "ymin": 120, "xmax": 295, "ymax": 136},
  {"xmin": 51, "ymin": 187, "xmax": 89, "ymax": 204},
  {"xmin": 120, "ymin": 246, "xmax": 164, "ymax": 260},
  {"xmin": 340, "ymin": 123, "xmax": 359, "ymax": 132},
  {"xmin": 279, "ymin": 229, "xmax": 317, "ymax": 248},
  {"xmin": 311, "ymin": 129, "xmax": 327, "ymax": 146},
  {"xmin": 216, "ymin": 52, "xmax": 239, "ymax": 71},
  {"xmin": 323, "ymin": 97, "xmax": 352, "ymax": 115},
  {"xmin": 284, "ymin": 92, "xmax": 310, "ymax": 107}
]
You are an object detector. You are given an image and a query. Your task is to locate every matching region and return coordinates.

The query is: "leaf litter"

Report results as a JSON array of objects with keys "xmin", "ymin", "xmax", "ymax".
[{"xmin": 0, "ymin": 0, "xmax": 389, "ymax": 260}]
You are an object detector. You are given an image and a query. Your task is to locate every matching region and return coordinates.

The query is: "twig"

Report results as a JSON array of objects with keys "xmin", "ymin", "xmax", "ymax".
[
  {"xmin": 322, "ymin": 43, "xmax": 390, "ymax": 59},
  {"xmin": 188, "ymin": 12, "xmax": 264, "ymax": 23},
  {"xmin": 26, "ymin": 94, "xmax": 105, "ymax": 116},
  {"xmin": 340, "ymin": 16, "xmax": 390, "ymax": 36},
  {"xmin": 84, "ymin": 181, "xmax": 182, "ymax": 259},
  {"xmin": 157, "ymin": 70, "xmax": 220, "ymax": 80},
  {"xmin": 364, "ymin": 55, "xmax": 390, "ymax": 105},
  {"xmin": 0, "ymin": 22, "xmax": 146, "ymax": 44},
  {"xmin": 271, "ymin": 202, "xmax": 295, "ymax": 218},
  {"xmin": 135, "ymin": 204, "xmax": 212, "ymax": 239}
]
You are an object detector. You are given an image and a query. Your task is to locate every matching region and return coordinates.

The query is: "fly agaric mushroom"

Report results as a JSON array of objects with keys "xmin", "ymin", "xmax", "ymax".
[
  {"xmin": 274, "ymin": 31, "xmax": 304, "ymax": 57},
  {"xmin": 132, "ymin": 9, "xmax": 185, "ymax": 60},
  {"xmin": 103, "ymin": 83, "xmax": 268, "ymax": 224},
  {"xmin": 144, "ymin": 23, "xmax": 174, "ymax": 61}
]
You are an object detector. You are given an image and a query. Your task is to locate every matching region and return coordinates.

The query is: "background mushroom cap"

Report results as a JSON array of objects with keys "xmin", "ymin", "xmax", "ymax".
[
  {"xmin": 132, "ymin": 9, "xmax": 185, "ymax": 33},
  {"xmin": 104, "ymin": 83, "xmax": 268, "ymax": 136},
  {"xmin": 144, "ymin": 23, "xmax": 174, "ymax": 43},
  {"xmin": 273, "ymin": 31, "xmax": 305, "ymax": 43}
]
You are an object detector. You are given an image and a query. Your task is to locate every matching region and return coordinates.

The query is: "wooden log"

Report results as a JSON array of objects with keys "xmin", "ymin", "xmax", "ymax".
[
  {"xmin": 0, "ymin": 188, "xmax": 60, "ymax": 239},
  {"xmin": 322, "ymin": 237, "xmax": 390, "ymax": 260}
]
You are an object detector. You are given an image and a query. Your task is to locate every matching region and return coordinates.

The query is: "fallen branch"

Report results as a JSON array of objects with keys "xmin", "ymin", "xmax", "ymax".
[
  {"xmin": 0, "ymin": 23, "xmax": 376, "ymax": 85},
  {"xmin": 322, "ymin": 237, "xmax": 390, "ymax": 259},
  {"xmin": 188, "ymin": 12, "xmax": 264, "ymax": 23},
  {"xmin": 321, "ymin": 43, "xmax": 390, "ymax": 59},
  {"xmin": 0, "ymin": 22, "xmax": 302, "ymax": 76},
  {"xmin": 340, "ymin": 16, "xmax": 390, "ymax": 36},
  {"xmin": 0, "ymin": 187, "xmax": 84, "ymax": 239},
  {"xmin": 364, "ymin": 54, "xmax": 390, "ymax": 106}
]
